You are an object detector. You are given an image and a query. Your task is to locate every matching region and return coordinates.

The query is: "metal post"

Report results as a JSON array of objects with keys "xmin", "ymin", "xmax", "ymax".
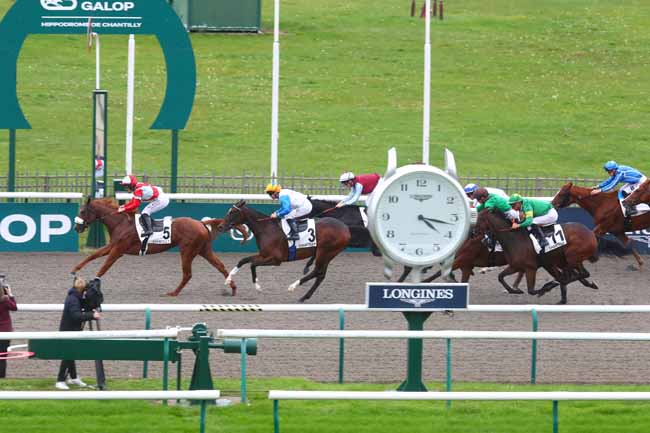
[
  {"xmin": 338, "ymin": 308, "xmax": 345, "ymax": 384},
  {"xmin": 171, "ymin": 129, "xmax": 178, "ymax": 193},
  {"xmin": 273, "ymin": 399, "xmax": 280, "ymax": 433},
  {"xmin": 200, "ymin": 400, "xmax": 207, "ymax": 433},
  {"xmin": 142, "ymin": 307, "xmax": 151, "ymax": 378},
  {"xmin": 445, "ymin": 337, "xmax": 451, "ymax": 407},
  {"xmin": 422, "ymin": 0, "xmax": 431, "ymax": 165},
  {"xmin": 552, "ymin": 400, "xmax": 559, "ymax": 433},
  {"xmin": 531, "ymin": 309, "xmax": 538, "ymax": 384},
  {"xmin": 163, "ymin": 337, "xmax": 169, "ymax": 406},
  {"xmin": 397, "ymin": 311, "xmax": 431, "ymax": 391},
  {"xmin": 8, "ymin": 129, "xmax": 16, "ymax": 201},
  {"xmin": 176, "ymin": 352, "xmax": 182, "ymax": 391},
  {"xmin": 240, "ymin": 338, "xmax": 248, "ymax": 404}
]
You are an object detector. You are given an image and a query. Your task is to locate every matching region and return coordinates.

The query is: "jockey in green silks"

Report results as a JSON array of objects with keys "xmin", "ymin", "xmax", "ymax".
[{"xmin": 508, "ymin": 194, "xmax": 558, "ymax": 251}]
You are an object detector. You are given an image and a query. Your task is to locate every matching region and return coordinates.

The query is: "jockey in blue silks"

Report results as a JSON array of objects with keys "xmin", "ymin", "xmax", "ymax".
[{"xmin": 591, "ymin": 161, "xmax": 647, "ymax": 216}]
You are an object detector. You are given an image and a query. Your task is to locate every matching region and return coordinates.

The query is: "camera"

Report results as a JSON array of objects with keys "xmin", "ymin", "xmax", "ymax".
[
  {"xmin": 0, "ymin": 274, "xmax": 7, "ymax": 289},
  {"xmin": 82, "ymin": 278, "xmax": 104, "ymax": 311}
]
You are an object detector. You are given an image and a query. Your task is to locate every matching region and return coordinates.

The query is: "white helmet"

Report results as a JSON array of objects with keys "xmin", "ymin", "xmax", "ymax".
[{"xmin": 339, "ymin": 172, "xmax": 355, "ymax": 183}]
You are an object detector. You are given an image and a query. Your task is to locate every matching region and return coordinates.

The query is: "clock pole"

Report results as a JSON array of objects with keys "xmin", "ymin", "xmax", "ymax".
[{"xmin": 397, "ymin": 310, "xmax": 432, "ymax": 392}]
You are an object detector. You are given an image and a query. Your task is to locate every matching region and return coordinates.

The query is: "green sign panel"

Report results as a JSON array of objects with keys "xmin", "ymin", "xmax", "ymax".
[
  {"xmin": 0, "ymin": 203, "xmax": 79, "ymax": 252},
  {"xmin": 0, "ymin": 0, "xmax": 196, "ymax": 130}
]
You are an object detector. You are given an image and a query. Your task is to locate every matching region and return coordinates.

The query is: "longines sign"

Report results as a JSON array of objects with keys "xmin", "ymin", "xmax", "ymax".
[{"xmin": 366, "ymin": 283, "xmax": 469, "ymax": 311}]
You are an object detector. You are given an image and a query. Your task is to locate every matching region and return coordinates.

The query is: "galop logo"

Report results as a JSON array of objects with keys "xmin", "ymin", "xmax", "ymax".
[{"xmin": 40, "ymin": 0, "xmax": 78, "ymax": 11}]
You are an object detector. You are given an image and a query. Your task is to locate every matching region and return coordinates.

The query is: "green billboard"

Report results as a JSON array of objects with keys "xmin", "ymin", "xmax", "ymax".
[{"xmin": 0, "ymin": 203, "xmax": 79, "ymax": 251}]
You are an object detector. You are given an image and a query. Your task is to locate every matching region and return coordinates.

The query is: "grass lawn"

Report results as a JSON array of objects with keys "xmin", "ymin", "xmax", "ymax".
[
  {"xmin": 2, "ymin": 378, "xmax": 650, "ymax": 432},
  {"xmin": 0, "ymin": 0, "xmax": 648, "ymax": 179}
]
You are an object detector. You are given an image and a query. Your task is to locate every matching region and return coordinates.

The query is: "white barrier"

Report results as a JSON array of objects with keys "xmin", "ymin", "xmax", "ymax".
[
  {"xmin": 217, "ymin": 329, "xmax": 650, "ymax": 341},
  {"xmin": 0, "ymin": 390, "xmax": 219, "ymax": 400},
  {"xmin": 0, "ymin": 328, "xmax": 182, "ymax": 340},
  {"xmin": 16, "ymin": 303, "xmax": 650, "ymax": 313},
  {"xmin": 116, "ymin": 192, "xmax": 369, "ymax": 202},
  {"xmin": 0, "ymin": 192, "xmax": 83, "ymax": 199},
  {"xmin": 269, "ymin": 390, "xmax": 650, "ymax": 401}
]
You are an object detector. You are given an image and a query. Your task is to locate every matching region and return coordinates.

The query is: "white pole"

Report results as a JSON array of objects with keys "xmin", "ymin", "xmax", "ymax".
[
  {"xmin": 94, "ymin": 33, "xmax": 100, "ymax": 90},
  {"xmin": 422, "ymin": 0, "xmax": 431, "ymax": 165},
  {"xmin": 270, "ymin": 0, "xmax": 280, "ymax": 182},
  {"xmin": 125, "ymin": 34, "xmax": 135, "ymax": 175}
]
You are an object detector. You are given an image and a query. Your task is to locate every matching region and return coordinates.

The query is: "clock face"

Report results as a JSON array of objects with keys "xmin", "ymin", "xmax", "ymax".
[{"xmin": 370, "ymin": 166, "xmax": 470, "ymax": 266}]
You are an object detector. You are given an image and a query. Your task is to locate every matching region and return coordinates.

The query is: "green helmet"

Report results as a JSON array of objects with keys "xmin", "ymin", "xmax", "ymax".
[{"xmin": 508, "ymin": 193, "xmax": 523, "ymax": 205}]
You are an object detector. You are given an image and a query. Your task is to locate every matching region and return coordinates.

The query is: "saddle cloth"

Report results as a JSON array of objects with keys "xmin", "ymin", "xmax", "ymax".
[
  {"xmin": 529, "ymin": 224, "xmax": 566, "ymax": 255},
  {"xmin": 135, "ymin": 214, "xmax": 172, "ymax": 245},
  {"xmin": 359, "ymin": 207, "xmax": 369, "ymax": 227},
  {"xmin": 619, "ymin": 201, "xmax": 650, "ymax": 217},
  {"xmin": 281, "ymin": 218, "xmax": 317, "ymax": 248}
]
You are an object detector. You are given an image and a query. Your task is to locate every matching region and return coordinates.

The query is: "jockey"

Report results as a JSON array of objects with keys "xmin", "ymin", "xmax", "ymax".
[
  {"xmin": 265, "ymin": 184, "xmax": 313, "ymax": 241},
  {"xmin": 117, "ymin": 174, "xmax": 169, "ymax": 238},
  {"xmin": 474, "ymin": 188, "xmax": 518, "ymax": 220},
  {"xmin": 337, "ymin": 172, "xmax": 381, "ymax": 208},
  {"xmin": 464, "ymin": 183, "xmax": 507, "ymax": 207},
  {"xmin": 508, "ymin": 193, "xmax": 558, "ymax": 250},
  {"xmin": 591, "ymin": 161, "xmax": 647, "ymax": 216}
]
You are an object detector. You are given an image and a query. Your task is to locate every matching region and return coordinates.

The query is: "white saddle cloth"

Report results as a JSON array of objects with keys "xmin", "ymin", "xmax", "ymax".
[{"xmin": 281, "ymin": 219, "xmax": 317, "ymax": 248}]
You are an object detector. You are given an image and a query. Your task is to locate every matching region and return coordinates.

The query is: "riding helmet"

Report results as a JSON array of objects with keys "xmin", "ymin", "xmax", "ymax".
[
  {"xmin": 508, "ymin": 193, "xmax": 524, "ymax": 204},
  {"xmin": 265, "ymin": 183, "xmax": 281, "ymax": 194},
  {"xmin": 464, "ymin": 183, "xmax": 478, "ymax": 194},
  {"xmin": 603, "ymin": 161, "xmax": 619, "ymax": 171},
  {"xmin": 120, "ymin": 174, "xmax": 138, "ymax": 187},
  {"xmin": 473, "ymin": 188, "xmax": 489, "ymax": 200},
  {"xmin": 339, "ymin": 172, "xmax": 355, "ymax": 183}
]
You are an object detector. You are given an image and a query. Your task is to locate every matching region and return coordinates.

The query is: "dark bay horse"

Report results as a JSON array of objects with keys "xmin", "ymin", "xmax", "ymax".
[
  {"xmin": 552, "ymin": 182, "xmax": 650, "ymax": 268},
  {"xmin": 307, "ymin": 199, "xmax": 379, "ymax": 253},
  {"xmin": 624, "ymin": 179, "xmax": 650, "ymax": 211},
  {"xmin": 72, "ymin": 198, "xmax": 248, "ymax": 296},
  {"xmin": 217, "ymin": 200, "xmax": 350, "ymax": 303},
  {"xmin": 475, "ymin": 209, "xmax": 599, "ymax": 304}
]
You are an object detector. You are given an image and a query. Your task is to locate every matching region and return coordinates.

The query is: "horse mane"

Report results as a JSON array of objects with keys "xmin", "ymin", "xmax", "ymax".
[{"xmin": 91, "ymin": 198, "xmax": 119, "ymax": 210}]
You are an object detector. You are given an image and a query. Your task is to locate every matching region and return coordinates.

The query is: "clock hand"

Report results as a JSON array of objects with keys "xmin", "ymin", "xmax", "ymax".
[
  {"xmin": 417, "ymin": 215, "xmax": 439, "ymax": 232},
  {"xmin": 419, "ymin": 215, "xmax": 453, "ymax": 225}
]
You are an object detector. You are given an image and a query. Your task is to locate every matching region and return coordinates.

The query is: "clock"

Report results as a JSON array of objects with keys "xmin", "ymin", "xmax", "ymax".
[{"xmin": 367, "ymin": 164, "xmax": 471, "ymax": 268}]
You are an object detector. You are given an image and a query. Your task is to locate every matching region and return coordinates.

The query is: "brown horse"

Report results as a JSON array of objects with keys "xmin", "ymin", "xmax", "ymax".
[
  {"xmin": 475, "ymin": 209, "xmax": 599, "ymax": 304},
  {"xmin": 552, "ymin": 182, "xmax": 650, "ymax": 268},
  {"xmin": 72, "ymin": 198, "xmax": 247, "ymax": 296},
  {"xmin": 217, "ymin": 200, "xmax": 350, "ymax": 303},
  {"xmin": 624, "ymin": 179, "xmax": 650, "ymax": 210}
]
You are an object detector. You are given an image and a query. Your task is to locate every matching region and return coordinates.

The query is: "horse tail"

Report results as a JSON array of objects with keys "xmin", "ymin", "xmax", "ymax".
[{"xmin": 201, "ymin": 218, "xmax": 249, "ymax": 245}]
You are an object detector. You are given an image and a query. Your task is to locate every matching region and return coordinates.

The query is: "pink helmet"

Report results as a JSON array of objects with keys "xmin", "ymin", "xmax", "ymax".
[{"xmin": 120, "ymin": 174, "xmax": 137, "ymax": 187}]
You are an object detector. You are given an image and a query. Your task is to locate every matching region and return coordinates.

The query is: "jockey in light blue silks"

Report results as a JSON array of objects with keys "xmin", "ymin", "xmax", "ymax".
[
  {"xmin": 590, "ymin": 161, "xmax": 647, "ymax": 216},
  {"xmin": 266, "ymin": 184, "xmax": 313, "ymax": 241}
]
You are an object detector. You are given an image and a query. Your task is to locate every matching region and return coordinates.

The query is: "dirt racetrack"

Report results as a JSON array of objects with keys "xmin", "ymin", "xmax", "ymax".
[{"xmin": 2, "ymin": 251, "xmax": 650, "ymax": 385}]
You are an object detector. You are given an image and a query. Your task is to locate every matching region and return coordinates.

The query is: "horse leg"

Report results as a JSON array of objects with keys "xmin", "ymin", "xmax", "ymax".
[
  {"xmin": 423, "ymin": 269, "xmax": 444, "ymax": 283},
  {"xmin": 248, "ymin": 256, "xmax": 282, "ymax": 292},
  {"xmin": 199, "ymin": 247, "xmax": 237, "ymax": 296},
  {"xmin": 302, "ymin": 256, "xmax": 316, "ymax": 275},
  {"xmin": 512, "ymin": 272, "xmax": 524, "ymax": 290},
  {"xmin": 94, "ymin": 249, "xmax": 124, "ymax": 278},
  {"xmin": 225, "ymin": 256, "xmax": 255, "ymax": 286},
  {"xmin": 576, "ymin": 265, "xmax": 599, "ymax": 290},
  {"xmin": 523, "ymin": 268, "xmax": 538, "ymax": 296},
  {"xmin": 167, "ymin": 250, "xmax": 198, "ymax": 297},
  {"xmin": 497, "ymin": 266, "xmax": 525, "ymax": 294},
  {"xmin": 615, "ymin": 233, "xmax": 644, "ymax": 269},
  {"xmin": 296, "ymin": 264, "xmax": 329, "ymax": 303},
  {"xmin": 397, "ymin": 266, "xmax": 412, "ymax": 282},
  {"xmin": 71, "ymin": 244, "xmax": 113, "ymax": 273}
]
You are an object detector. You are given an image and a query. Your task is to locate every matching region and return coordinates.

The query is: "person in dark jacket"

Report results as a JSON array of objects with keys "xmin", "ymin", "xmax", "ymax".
[
  {"xmin": 55, "ymin": 277, "xmax": 100, "ymax": 390},
  {"xmin": 0, "ymin": 283, "xmax": 17, "ymax": 378}
]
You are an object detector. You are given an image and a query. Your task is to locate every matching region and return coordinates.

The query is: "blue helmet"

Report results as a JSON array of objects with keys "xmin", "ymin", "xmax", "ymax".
[
  {"xmin": 464, "ymin": 183, "xmax": 478, "ymax": 194},
  {"xmin": 603, "ymin": 160, "xmax": 619, "ymax": 171}
]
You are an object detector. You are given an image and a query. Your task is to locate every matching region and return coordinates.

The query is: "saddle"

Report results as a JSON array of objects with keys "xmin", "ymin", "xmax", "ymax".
[
  {"xmin": 135, "ymin": 214, "xmax": 172, "ymax": 255},
  {"xmin": 281, "ymin": 218, "xmax": 317, "ymax": 257}
]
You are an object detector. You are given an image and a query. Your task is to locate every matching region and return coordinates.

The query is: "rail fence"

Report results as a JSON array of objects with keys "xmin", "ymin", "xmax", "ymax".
[{"xmin": 0, "ymin": 171, "xmax": 600, "ymax": 201}]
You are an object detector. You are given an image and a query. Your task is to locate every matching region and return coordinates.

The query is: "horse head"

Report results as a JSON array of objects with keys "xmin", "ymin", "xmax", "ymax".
[
  {"xmin": 551, "ymin": 182, "xmax": 575, "ymax": 209},
  {"xmin": 623, "ymin": 179, "xmax": 650, "ymax": 207},
  {"xmin": 74, "ymin": 198, "xmax": 119, "ymax": 233},
  {"xmin": 218, "ymin": 200, "xmax": 249, "ymax": 232},
  {"xmin": 475, "ymin": 209, "xmax": 511, "ymax": 237}
]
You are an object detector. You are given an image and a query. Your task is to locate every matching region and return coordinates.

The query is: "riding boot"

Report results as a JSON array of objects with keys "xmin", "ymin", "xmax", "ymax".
[
  {"xmin": 532, "ymin": 224, "xmax": 548, "ymax": 251},
  {"xmin": 139, "ymin": 235, "xmax": 150, "ymax": 256},
  {"xmin": 140, "ymin": 214, "xmax": 153, "ymax": 237},
  {"xmin": 287, "ymin": 219, "xmax": 300, "ymax": 241}
]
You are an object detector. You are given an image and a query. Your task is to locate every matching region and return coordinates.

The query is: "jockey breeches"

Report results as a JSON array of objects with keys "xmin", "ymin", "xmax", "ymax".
[
  {"xmin": 532, "ymin": 208, "xmax": 558, "ymax": 226},
  {"xmin": 619, "ymin": 176, "xmax": 648, "ymax": 200},
  {"xmin": 284, "ymin": 201, "xmax": 313, "ymax": 220},
  {"xmin": 142, "ymin": 194, "xmax": 170, "ymax": 215}
]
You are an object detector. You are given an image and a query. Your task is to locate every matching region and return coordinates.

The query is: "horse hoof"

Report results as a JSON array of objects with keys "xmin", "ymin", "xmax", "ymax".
[
  {"xmin": 557, "ymin": 300, "xmax": 568, "ymax": 305},
  {"xmin": 288, "ymin": 280, "xmax": 300, "ymax": 292},
  {"xmin": 225, "ymin": 277, "xmax": 232, "ymax": 286},
  {"xmin": 508, "ymin": 289, "xmax": 524, "ymax": 295},
  {"xmin": 220, "ymin": 288, "xmax": 232, "ymax": 296},
  {"xmin": 254, "ymin": 281, "xmax": 263, "ymax": 292},
  {"xmin": 166, "ymin": 291, "xmax": 179, "ymax": 297},
  {"xmin": 229, "ymin": 280, "xmax": 237, "ymax": 290}
]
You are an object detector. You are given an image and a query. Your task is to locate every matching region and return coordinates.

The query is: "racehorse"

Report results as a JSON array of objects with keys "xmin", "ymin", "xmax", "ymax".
[
  {"xmin": 552, "ymin": 182, "xmax": 650, "ymax": 269},
  {"xmin": 307, "ymin": 199, "xmax": 378, "ymax": 252},
  {"xmin": 217, "ymin": 200, "xmax": 351, "ymax": 302},
  {"xmin": 623, "ymin": 179, "xmax": 650, "ymax": 211},
  {"xmin": 475, "ymin": 209, "xmax": 599, "ymax": 304},
  {"xmin": 72, "ymin": 198, "xmax": 248, "ymax": 296}
]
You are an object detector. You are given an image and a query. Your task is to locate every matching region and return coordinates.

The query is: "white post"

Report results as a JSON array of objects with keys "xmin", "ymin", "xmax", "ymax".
[
  {"xmin": 125, "ymin": 34, "xmax": 135, "ymax": 175},
  {"xmin": 422, "ymin": 0, "xmax": 431, "ymax": 165},
  {"xmin": 270, "ymin": 0, "xmax": 280, "ymax": 182},
  {"xmin": 94, "ymin": 33, "xmax": 100, "ymax": 90}
]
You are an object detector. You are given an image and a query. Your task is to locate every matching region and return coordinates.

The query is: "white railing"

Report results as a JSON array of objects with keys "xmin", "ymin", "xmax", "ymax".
[
  {"xmin": 0, "ymin": 328, "xmax": 182, "ymax": 340},
  {"xmin": 217, "ymin": 329, "xmax": 650, "ymax": 341},
  {"xmin": 0, "ymin": 192, "xmax": 83, "ymax": 199},
  {"xmin": 116, "ymin": 192, "xmax": 369, "ymax": 202},
  {"xmin": 16, "ymin": 303, "xmax": 650, "ymax": 313},
  {"xmin": 0, "ymin": 390, "xmax": 219, "ymax": 400}
]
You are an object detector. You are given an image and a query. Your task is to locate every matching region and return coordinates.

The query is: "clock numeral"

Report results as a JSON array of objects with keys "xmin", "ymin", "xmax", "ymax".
[
  {"xmin": 437, "ymin": 184, "xmax": 441, "ymax": 192},
  {"xmin": 400, "ymin": 184, "xmax": 408, "ymax": 192},
  {"xmin": 450, "ymin": 213, "xmax": 459, "ymax": 222},
  {"xmin": 432, "ymin": 243, "xmax": 441, "ymax": 252},
  {"xmin": 446, "ymin": 196, "xmax": 455, "ymax": 204},
  {"xmin": 416, "ymin": 179, "xmax": 427, "ymax": 187},
  {"xmin": 415, "ymin": 248, "xmax": 424, "ymax": 256},
  {"xmin": 444, "ymin": 231, "xmax": 452, "ymax": 238},
  {"xmin": 381, "ymin": 213, "xmax": 390, "ymax": 221},
  {"xmin": 388, "ymin": 195, "xmax": 399, "ymax": 204},
  {"xmin": 386, "ymin": 230, "xmax": 395, "ymax": 238}
]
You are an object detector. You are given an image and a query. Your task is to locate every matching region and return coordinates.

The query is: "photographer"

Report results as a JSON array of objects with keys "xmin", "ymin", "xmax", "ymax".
[
  {"xmin": 0, "ymin": 278, "xmax": 17, "ymax": 379},
  {"xmin": 55, "ymin": 277, "xmax": 101, "ymax": 390}
]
